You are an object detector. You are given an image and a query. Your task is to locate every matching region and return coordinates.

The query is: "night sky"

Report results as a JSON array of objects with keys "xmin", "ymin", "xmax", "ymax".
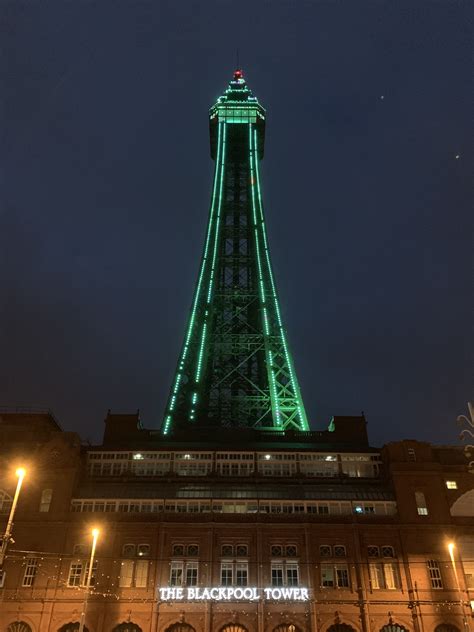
[{"xmin": 1, "ymin": 1, "xmax": 472, "ymax": 447}]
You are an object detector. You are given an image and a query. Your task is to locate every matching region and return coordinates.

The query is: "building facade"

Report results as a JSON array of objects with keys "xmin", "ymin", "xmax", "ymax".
[{"xmin": 0, "ymin": 409, "xmax": 473, "ymax": 632}]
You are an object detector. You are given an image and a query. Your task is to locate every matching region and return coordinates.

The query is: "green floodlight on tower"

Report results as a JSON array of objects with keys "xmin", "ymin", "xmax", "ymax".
[{"xmin": 162, "ymin": 70, "xmax": 309, "ymax": 435}]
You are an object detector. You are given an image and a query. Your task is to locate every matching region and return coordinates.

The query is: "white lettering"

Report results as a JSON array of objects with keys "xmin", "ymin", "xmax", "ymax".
[
  {"xmin": 243, "ymin": 588, "xmax": 254, "ymax": 600},
  {"xmin": 157, "ymin": 586, "xmax": 309, "ymax": 602}
]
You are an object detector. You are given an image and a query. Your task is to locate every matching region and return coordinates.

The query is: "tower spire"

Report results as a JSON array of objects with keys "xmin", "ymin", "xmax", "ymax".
[{"xmin": 162, "ymin": 72, "xmax": 309, "ymax": 435}]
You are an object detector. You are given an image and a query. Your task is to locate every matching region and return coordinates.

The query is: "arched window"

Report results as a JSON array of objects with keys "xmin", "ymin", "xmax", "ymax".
[
  {"xmin": 327, "ymin": 625, "xmax": 357, "ymax": 632},
  {"xmin": 7, "ymin": 623, "xmax": 32, "ymax": 632},
  {"xmin": 274, "ymin": 625, "xmax": 301, "ymax": 632},
  {"xmin": 113, "ymin": 625, "xmax": 142, "ymax": 632},
  {"xmin": 0, "ymin": 490, "xmax": 13, "ymax": 514},
  {"xmin": 220, "ymin": 626, "xmax": 248, "ymax": 632},
  {"xmin": 435, "ymin": 625, "xmax": 460, "ymax": 632},
  {"xmin": 380, "ymin": 625, "xmax": 409, "ymax": 632},
  {"xmin": 165, "ymin": 625, "xmax": 196, "ymax": 632},
  {"xmin": 57, "ymin": 624, "xmax": 89, "ymax": 632}
]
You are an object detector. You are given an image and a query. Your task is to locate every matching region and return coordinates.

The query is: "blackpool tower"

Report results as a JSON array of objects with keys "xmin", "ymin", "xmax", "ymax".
[{"xmin": 162, "ymin": 71, "xmax": 309, "ymax": 435}]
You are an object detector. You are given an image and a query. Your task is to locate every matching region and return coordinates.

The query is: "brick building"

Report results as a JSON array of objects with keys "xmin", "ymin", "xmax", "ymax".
[{"xmin": 0, "ymin": 408, "xmax": 473, "ymax": 632}]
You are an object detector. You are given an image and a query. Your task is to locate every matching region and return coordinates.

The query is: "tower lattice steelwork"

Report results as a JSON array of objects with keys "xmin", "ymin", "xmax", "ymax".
[{"xmin": 162, "ymin": 71, "xmax": 309, "ymax": 435}]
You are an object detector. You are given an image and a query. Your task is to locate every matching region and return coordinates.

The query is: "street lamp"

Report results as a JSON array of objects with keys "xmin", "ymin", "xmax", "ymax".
[
  {"xmin": 78, "ymin": 527, "xmax": 100, "ymax": 632},
  {"xmin": 447, "ymin": 542, "xmax": 469, "ymax": 630},
  {"xmin": 0, "ymin": 467, "xmax": 26, "ymax": 568}
]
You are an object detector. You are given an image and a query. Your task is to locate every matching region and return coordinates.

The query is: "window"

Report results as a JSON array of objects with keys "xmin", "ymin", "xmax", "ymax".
[
  {"xmin": 286, "ymin": 562, "xmax": 299, "ymax": 586},
  {"xmin": 0, "ymin": 570, "xmax": 5, "ymax": 588},
  {"xmin": 39, "ymin": 489, "xmax": 53, "ymax": 512},
  {"xmin": 137, "ymin": 544, "xmax": 150, "ymax": 557},
  {"xmin": 271, "ymin": 563, "xmax": 284, "ymax": 586},
  {"xmin": 172, "ymin": 544, "xmax": 184, "ymax": 556},
  {"xmin": 407, "ymin": 448, "xmax": 416, "ymax": 461},
  {"xmin": 170, "ymin": 561, "xmax": 198, "ymax": 586},
  {"xmin": 271, "ymin": 545, "xmax": 283, "ymax": 557},
  {"xmin": 320, "ymin": 545, "xmax": 332, "ymax": 558},
  {"xmin": 271, "ymin": 561, "xmax": 299, "ymax": 586},
  {"xmin": 222, "ymin": 545, "xmax": 234, "ymax": 556},
  {"xmin": 446, "ymin": 481, "xmax": 458, "ymax": 490},
  {"xmin": 236, "ymin": 562, "xmax": 248, "ymax": 586},
  {"xmin": 367, "ymin": 545, "xmax": 379, "ymax": 557},
  {"xmin": 22, "ymin": 558, "xmax": 38, "ymax": 587},
  {"xmin": 119, "ymin": 560, "xmax": 149, "ymax": 588},
  {"xmin": 221, "ymin": 562, "xmax": 233, "ymax": 586},
  {"xmin": 236, "ymin": 544, "xmax": 248, "ymax": 557},
  {"xmin": 369, "ymin": 562, "xmax": 400, "ymax": 589},
  {"xmin": 415, "ymin": 491, "xmax": 428, "ymax": 516},
  {"xmin": 321, "ymin": 564, "xmax": 350, "ymax": 588},
  {"xmin": 170, "ymin": 562, "xmax": 183, "ymax": 586},
  {"xmin": 187, "ymin": 544, "xmax": 199, "ymax": 556},
  {"xmin": 334, "ymin": 546, "xmax": 346, "ymax": 558},
  {"xmin": 67, "ymin": 560, "xmax": 97, "ymax": 587},
  {"xmin": 427, "ymin": 560, "xmax": 443, "ymax": 588},
  {"xmin": 286, "ymin": 545, "xmax": 297, "ymax": 557},
  {"xmin": 122, "ymin": 544, "xmax": 136, "ymax": 558},
  {"xmin": 381, "ymin": 546, "xmax": 395, "ymax": 558},
  {"xmin": 186, "ymin": 562, "xmax": 198, "ymax": 586},
  {"xmin": 68, "ymin": 562, "xmax": 83, "ymax": 587},
  {"xmin": 73, "ymin": 544, "xmax": 88, "ymax": 556}
]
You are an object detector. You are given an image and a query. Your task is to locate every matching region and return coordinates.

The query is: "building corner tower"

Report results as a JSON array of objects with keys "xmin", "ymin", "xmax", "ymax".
[{"xmin": 162, "ymin": 70, "xmax": 309, "ymax": 435}]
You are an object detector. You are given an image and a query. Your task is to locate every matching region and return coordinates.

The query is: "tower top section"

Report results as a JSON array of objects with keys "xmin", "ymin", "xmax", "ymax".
[{"xmin": 209, "ymin": 70, "xmax": 266, "ymax": 159}]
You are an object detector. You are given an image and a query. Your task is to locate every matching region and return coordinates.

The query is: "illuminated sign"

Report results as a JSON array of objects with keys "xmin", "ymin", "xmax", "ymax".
[{"xmin": 158, "ymin": 587, "xmax": 309, "ymax": 602}]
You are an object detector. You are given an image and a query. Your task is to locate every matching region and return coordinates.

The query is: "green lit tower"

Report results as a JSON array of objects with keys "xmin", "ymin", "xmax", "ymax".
[{"xmin": 162, "ymin": 70, "xmax": 309, "ymax": 435}]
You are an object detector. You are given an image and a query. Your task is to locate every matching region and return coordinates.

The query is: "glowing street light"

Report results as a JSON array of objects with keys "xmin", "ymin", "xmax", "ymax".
[
  {"xmin": 78, "ymin": 527, "xmax": 100, "ymax": 632},
  {"xmin": 0, "ymin": 467, "xmax": 26, "ymax": 568},
  {"xmin": 447, "ymin": 541, "xmax": 469, "ymax": 630}
]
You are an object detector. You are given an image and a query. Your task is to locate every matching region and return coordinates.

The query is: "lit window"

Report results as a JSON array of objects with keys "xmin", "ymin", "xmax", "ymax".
[
  {"xmin": 446, "ymin": 481, "xmax": 458, "ymax": 490},
  {"xmin": 369, "ymin": 562, "xmax": 400, "ymax": 589},
  {"xmin": 39, "ymin": 489, "xmax": 53, "ymax": 513},
  {"xmin": 407, "ymin": 448, "xmax": 416, "ymax": 461},
  {"xmin": 118, "ymin": 558, "xmax": 148, "ymax": 588},
  {"xmin": 415, "ymin": 491, "xmax": 428, "ymax": 516}
]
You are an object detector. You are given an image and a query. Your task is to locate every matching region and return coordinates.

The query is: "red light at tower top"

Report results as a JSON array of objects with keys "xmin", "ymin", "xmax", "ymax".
[{"xmin": 233, "ymin": 69, "xmax": 244, "ymax": 80}]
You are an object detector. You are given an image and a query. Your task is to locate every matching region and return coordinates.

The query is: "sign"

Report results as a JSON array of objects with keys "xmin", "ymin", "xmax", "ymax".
[{"xmin": 158, "ymin": 587, "xmax": 309, "ymax": 602}]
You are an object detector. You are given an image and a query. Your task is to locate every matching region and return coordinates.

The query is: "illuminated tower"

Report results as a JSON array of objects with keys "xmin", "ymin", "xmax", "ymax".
[{"xmin": 162, "ymin": 70, "xmax": 309, "ymax": 435}]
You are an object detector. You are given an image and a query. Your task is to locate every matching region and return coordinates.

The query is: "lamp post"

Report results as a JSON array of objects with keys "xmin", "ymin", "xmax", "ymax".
[
  {"xmin": 0, "ymin": 467, "xmax": 26, "ymax": 568},
  {"xmin": 448, "ymin": 542, "xmax": 469, "ymax": 630},
  {"xmin": 78, "ymin": 528, "xmax": 100, "ymax": 632}
]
